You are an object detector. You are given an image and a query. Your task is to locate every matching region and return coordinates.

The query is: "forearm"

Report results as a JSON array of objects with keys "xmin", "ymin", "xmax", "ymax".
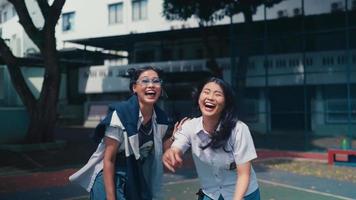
[
  {"xmin": 233, "ymin": 173, "xmax": 250, "ymax": 200},
  {"xmin": 103, "ymin": 160, "xmax": 116, "ymax": 200},
  {"xmin": 103, "ymin": 137, "xmax": 119, "ymax": 200},
  {"xmin": 233, "ymin": 162, "xmax": 251, "ymax": 200}
]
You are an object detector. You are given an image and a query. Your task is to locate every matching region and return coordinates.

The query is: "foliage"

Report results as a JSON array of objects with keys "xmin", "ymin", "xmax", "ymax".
[{"xmin": 163, "ymin": 0, "xmax": 284, "ymax": 23}]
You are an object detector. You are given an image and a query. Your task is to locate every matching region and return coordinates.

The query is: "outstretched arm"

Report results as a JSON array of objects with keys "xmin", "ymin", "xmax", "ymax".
[{"xmin": 233, "ymin": 162, "xmax": 251, "ymax": 200}]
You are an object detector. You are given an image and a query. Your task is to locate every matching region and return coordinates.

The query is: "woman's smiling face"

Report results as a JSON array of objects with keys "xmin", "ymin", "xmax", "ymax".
[
  {"xmin": 133, "ymin": 69, "xmax": 162, "ymax": 106},
  {"xmin": 198, "ymin": 82, "xmax": 225, "ymax": 119}
]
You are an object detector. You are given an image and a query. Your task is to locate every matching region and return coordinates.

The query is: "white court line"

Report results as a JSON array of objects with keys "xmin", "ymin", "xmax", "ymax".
[{"xmin": 259, "ymin": 179, "xmax": 355, "ymax": 200}]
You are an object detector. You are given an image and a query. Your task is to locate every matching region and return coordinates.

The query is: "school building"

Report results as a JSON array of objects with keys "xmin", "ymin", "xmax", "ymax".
[{"xmin": 0, "ymin": 0, "xmax": 355, "ymax": 143}]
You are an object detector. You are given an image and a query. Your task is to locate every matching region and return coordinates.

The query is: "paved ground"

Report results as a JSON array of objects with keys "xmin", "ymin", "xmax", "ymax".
[{"xmin": 0, "ymin": 127, "xmax": 355, "ymax": 200}]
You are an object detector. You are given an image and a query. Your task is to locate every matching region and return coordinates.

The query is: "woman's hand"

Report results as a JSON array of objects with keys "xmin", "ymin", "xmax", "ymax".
[
  {"xmin": 173, "ymin": 117, "xmax": 190, "ymax": 135},
  {"xmin": 162, "ymin": 147, "xmax": 183, "ymax": 172},
  {"xmin": 164, "ymin": 117, "xmax": 190, "ymax": 151}
]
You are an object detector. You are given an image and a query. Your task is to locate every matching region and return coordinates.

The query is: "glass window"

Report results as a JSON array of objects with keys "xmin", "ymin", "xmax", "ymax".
[
  {"xmin": 108, "ymin": 2, "xmax": 123, "ymax": 24},
  {"xmin": 132, "ymin": 0, "xmax": 147, "ymax": 21},
  {"xmin": 62, "ymin": 12, "xmax": 75, "ymax": 31},
  {"xmin": 3, "ymin": 11, "xmax": 7, "ymax": 22},
  {"xmin": 0, "ymin": 67, "xmax": 4, "ymax": 99},
  {"xmin": 12, "ymin": 6, "xmax": 16, "ymax": 17},
  {"xmin": 326, "ymin": 99, "xmax": 356, "ymax": 123},
  {"xmin": 244, "ymin": 99, "xmax": 259, "ymax": 123}
]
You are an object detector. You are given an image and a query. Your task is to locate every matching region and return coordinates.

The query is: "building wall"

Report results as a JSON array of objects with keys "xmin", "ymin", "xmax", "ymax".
[{"xmin": 1, "ymin": 0, "xmax": 355, "ymax": 138}]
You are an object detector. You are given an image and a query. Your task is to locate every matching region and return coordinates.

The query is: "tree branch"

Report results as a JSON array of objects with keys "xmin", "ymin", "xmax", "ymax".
[
  {"xmin": 8, "ymin": 0, "xmax": 43, "ymax": 49},
  {"xmin": 0, "ymin": 38, "xmax": 36, "ymax": 109},
  {"xmin": 0, "ymin": 38, "xmax": 18, "ymax": 65},
  {"xmin": 36, "ymin": 0, "xmax": 50, "ymax": 18},
  {"xmin": 7, "ymin": 63, "xmax": 37, "ymax": 110},
  {"xmin": 49, "ymin": 0, "xmax": 66, "ymax": 29}
]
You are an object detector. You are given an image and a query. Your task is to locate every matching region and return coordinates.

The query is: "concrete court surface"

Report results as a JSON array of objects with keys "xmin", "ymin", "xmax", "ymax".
[{"xmin": 1, "ymin": 170, "xmax": 355, "ymax": 200}]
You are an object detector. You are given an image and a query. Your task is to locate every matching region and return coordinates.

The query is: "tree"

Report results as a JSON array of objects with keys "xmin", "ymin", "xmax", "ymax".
[
  {"xmin": 0, "ymin": 0, "xmax": 66, "ymax": 143},
  {"xmin": 163, "ymin": 0, "xmax": 283, "ymax": 117},
  {"xmin": 163, "ymin": 0, "xmax": 229, "ymax": 78}
]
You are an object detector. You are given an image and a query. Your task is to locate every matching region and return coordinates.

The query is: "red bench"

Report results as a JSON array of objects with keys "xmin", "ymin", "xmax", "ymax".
[{"xmin": 327, "ymin": 149, "xmax": 356, "ymax": 166}]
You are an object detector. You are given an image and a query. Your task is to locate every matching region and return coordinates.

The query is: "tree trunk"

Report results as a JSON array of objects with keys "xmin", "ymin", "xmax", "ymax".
[
  {"xmin": 25, "ymin": 30, "xmax": 60, "ymax": 144},
  {"xmin": 26, "ymin": 104, "xmax": 57, "ymax": 143},
  {"xmin": 0, "ymin": 0, "xmax": 65, "ymax": 144}
]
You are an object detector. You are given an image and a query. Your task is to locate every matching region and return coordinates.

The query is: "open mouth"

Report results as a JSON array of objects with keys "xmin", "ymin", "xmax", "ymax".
[
  {"xmin": 145, "ymin": 90, "xmax": 157, "ymax": 97},
  {"xmin": 204, "ymin": 102, "xmax": 216, "ymax": 111}
]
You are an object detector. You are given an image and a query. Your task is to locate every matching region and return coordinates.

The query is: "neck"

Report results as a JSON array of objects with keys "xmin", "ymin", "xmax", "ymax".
[
  {"xmin": 139, "ymin": 102, "xmax": 154, "ymax": 124},
  {"xmin": 202, "ymin": 116, "xmax": 220, "ymax": 135}
]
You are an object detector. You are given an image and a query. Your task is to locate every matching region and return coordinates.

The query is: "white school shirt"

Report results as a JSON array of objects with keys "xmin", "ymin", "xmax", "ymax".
[
  {"xmin": 69, "ymin": 110, "xmax": 168, "ymax": 200},
  {"xmin": 171, "ymin": 117, "xmax": 258, "ymax": 200}
]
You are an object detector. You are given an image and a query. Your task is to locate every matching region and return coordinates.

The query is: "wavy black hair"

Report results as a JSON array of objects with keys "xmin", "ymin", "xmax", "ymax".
[
  {"xmin": 127, "ymin": 66, "xmax": 163, "ymax": 92},
  {"xmin": 193, "ymin": 77, "xmax": 238, "ymax": 151}
]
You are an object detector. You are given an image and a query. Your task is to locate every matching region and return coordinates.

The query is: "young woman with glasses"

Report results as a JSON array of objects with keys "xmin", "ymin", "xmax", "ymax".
[
  {"xmin": 70, "ymin": 66, "xmax": 172, "ymax": 200},
  {"xmin": 163, "ymin": 77, "xmax": 260, "ymax": 200}
]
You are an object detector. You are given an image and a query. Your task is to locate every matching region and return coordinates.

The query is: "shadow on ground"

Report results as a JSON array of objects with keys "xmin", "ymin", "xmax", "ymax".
[{"xmin": 0, "ymin": 127, "xmax": 96, "ymax": 174}]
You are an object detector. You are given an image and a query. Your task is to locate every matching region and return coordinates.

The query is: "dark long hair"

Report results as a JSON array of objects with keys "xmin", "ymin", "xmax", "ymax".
[
  {"xmin": 193, "ymin": 77, "xmax": 238, "ymax": 151},
  {"xmin": 127, "ymin": 66, "xmax": 163, "ymax": 92}
]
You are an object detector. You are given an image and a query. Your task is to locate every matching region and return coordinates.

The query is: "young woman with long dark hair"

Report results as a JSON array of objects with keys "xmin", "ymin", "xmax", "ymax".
[
  {"xmin": 70, "ymin": 66, "xmax": 171, "ymax": 200},
  {"xmin": 163, "ymin": 77, "xmax": 260, "ymax": 200}
]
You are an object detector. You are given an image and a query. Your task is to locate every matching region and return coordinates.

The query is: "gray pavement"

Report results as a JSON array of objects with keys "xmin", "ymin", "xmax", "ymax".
[
  {"xmin": 1, "ymin": 166, "xmax": 356, "ymax": 200},
  {"xmin": 1, "ymin": 127, "xmax": 356, "ymax": 200}
]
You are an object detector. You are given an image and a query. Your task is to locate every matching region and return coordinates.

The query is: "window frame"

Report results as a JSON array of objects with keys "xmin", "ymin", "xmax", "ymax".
[
  {"xmin": 62, "ymin": 12, "xmax": 75, "ymax": 32},
  {"xmin": 0, "ymin": 67, "xmax": 4, "ymax": 99},
  {"xmin": 108, "ymin": 2, "xmax": 124, "ymax": 25},
  {"xmin": 132, "ymin": 0, "xmax": 148, "ymax": 21},
  {"xmin": 325, "ymin": 99, "xmax": 356, "ymax": 124}
]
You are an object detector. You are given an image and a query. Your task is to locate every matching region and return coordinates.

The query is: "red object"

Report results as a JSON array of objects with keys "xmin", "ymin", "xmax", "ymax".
[{"xmin": 327, "ymin": 149, "xmax": 356, "ymax": 165}]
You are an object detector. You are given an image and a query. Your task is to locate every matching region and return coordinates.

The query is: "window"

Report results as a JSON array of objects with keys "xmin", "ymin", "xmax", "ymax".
[
  {"xmin": 108, "ymin": 3, "xmax": 123, "ymax": 24},
  {"xmin": 322, "ymin": 56, "xmax": 334, "ymax": 66},
  {"xmin": 249, "ymin": 61, "xmax": 256, "ymax": 70},
  {"xmin": 0, "ymin": 67, "xmax": 4, "ymax": 99},
  {"xmin": 304, "ymin": 57, "xmax": 313, "ymax": 66},
  {"xmin": 289, "ymin": 59, "xmax": 299, "ymax": 67},
  {"xmin": 244, "ymin": 99, "xmax": 259, "ymax": 123},
  {"xmin": 275, "ymin": 59, "xmax": 286, "ymax": 68},
  {"xmin": 132, "ymin": 0, "xmax": 147, "ymax": 21},
  {"xmin": 196, "ymin": 48, "xmax": 203, "ymax": 58},
  {"xmin": 178, "ymin": 48, "xmax": 184, "ymax": 59},
  {"xmin": 162, "ymin": 48, "xmax": 173, "ymax": 61},
  {"xmin": 12, "ymin": 6, "xmax": 16, "ymax": 17},
  {"xmin": 326, "ymin": 99, "xmax": 356, "ymax": 123},
  {"xmin": 3, "ymin": 11, "xmax": 8, "ymax": 22},
  {"xmin": 62, "ymin": 12, "xmax": 75, "ymax": 31},
  {"xmin": 263, "ymin": 59, "xmax": 273, "ymax": 68},
  {"xmin": 135, "ymin": 50, "xmax": 154, "ymax": 62}
]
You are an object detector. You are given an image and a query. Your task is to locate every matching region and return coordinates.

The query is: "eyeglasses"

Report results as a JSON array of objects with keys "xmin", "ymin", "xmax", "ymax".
[{"xmin": 136, "ymin": 78, "xmax": 162, "ymax": 86}]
